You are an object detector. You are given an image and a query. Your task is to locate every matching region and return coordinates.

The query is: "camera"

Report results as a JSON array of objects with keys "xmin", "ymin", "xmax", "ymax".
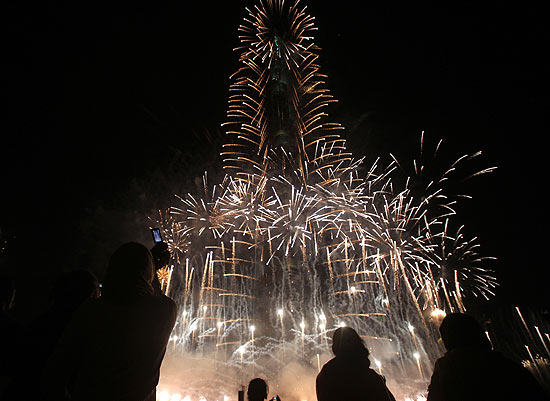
[{"xmin": 151, "ymin": 228, "xmax": 163, "ymax": 243}]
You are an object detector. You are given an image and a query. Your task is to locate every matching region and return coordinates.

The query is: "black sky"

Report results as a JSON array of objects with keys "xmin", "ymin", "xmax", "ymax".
[{"xmin": 3, "ymin": 1, "xmax": 549, "ymax": 310}]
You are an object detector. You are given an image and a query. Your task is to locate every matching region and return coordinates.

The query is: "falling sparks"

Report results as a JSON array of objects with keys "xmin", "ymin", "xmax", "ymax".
[{"xmin": 150, "ymin": 1, "xmax": 498, "ymax": 399}]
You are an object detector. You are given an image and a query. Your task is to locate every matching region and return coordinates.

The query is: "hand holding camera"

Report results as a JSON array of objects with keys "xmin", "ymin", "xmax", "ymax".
[{"xmin": 150, "ymin": 228, "xmax": 171, "ymax": 270}]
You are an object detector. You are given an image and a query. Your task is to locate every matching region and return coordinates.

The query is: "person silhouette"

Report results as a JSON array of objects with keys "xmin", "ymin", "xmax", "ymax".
[
  {"xmin": 32, "ymin": 270, "xmax": 100, "ymax": 356},
  {"xmin": 316, "ymin": 326, "xmax": 396, "ymax": 401},
  {"xmin": 427, "ymin": 313, "xmax": 548, "ymax": 401},
  {"xmin": 2, "ymin": 270, "xmax": 99, "ymax": 401},
  {"xmin": 247, "ymin": 378, "xmax": 281, "ymax": 401},
  {"xmin": 247, "ymin": 378, "xmax": 268, "ymax": 401},
  {"xmin": 41, "ymin": 242, "xmax": 177, "ymax": 401}
]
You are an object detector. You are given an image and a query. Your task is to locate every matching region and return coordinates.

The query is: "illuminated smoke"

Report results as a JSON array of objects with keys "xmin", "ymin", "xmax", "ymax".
[{"xmin": 151, "ymin": 1, "xmax": 497, "ymax": 399}]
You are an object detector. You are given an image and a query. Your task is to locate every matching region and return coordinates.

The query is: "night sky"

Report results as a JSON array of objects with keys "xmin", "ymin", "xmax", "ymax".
[{"xmin": 3, "ymin": 1, "xmax": 549, "ymax": 315}]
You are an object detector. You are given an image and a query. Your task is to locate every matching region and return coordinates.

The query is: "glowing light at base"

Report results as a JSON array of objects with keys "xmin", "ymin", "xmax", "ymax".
[
  {"xmin": 150, "ymin": 0, "xmax": 497, "ymax": 400},
  {"xmin": 155, "ymin": 392, "xmax": 430, "ymax": 401}
]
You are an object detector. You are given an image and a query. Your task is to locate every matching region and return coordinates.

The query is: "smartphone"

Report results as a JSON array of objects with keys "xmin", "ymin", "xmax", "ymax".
[{"xmin": 151, "ymin": 228, "xmax": 163, "ymax": 243}]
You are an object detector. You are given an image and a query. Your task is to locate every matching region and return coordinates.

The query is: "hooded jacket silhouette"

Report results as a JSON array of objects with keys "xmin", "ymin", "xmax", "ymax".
[
  {"xmin": 316, "ymin": 327, "xmax": 396, "ymax": 401},
  {"xmin": 42, "ymin": 242, "xmax": 177, "ymax": 401},
  {"xmin": 427, "ymin": 313, "xmax": 548, "ymax": 401}
]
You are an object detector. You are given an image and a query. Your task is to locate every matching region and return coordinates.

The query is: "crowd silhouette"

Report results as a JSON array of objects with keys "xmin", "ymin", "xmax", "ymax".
[
  {"xmin": 1, "ymin": 241, "xmax": 176, "ymax": 401},
  {"xmin": 1, "ymin": 240, "xmax": 549, "ymax": 401}
]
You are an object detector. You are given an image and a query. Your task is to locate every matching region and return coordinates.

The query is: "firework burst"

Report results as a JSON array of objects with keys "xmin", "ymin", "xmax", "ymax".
[{"xmin": 152, "ymin": 0, "xmax": 497, "ymax": 396}]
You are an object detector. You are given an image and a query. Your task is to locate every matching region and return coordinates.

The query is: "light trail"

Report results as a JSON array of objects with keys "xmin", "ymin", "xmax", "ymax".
[{"xmin": 149, "ymin": 1, "xmax": 497, "ymax": 399}]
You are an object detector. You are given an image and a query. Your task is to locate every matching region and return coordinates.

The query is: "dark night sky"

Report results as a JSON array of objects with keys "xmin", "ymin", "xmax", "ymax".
[{"xmin": 3, "ymin": 1, "xmax": 549, "ymax": 313}]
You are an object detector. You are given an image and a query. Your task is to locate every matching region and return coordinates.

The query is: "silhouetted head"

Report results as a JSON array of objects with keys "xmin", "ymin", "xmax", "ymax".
[
  {"xmin": 0, "ymin": 276, "xmax": 16, "ymax": 313},
  {"xmin": 332, "ymin": 326, "xmax": 370, "ymax": 363},
  {"xmin": 248, "ymin": 378, "xmax": 268, "ymax": 401},
  {"xmin": 439, "ymin": 313, "xmax": 491, "ymax": 352},
  {"xmin": 102, "ymin": 242, "xmax": 154, "ymax": 302},
  {"xmin": 51, "ymin": 270, "xmax": 99, "ymax": 311}
]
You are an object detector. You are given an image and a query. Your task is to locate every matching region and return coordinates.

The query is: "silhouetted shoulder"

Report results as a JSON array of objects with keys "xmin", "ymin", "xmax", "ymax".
[
  {"xmin": 160, "ymin": 294, "xmax": 177, "ymax": 321},
  {"xmin": 152, "ymin": 293, "xmax": 177, "ymax": 309},
  {"xmin": 317, "ymin": 355, "xmax": 339, "ymax": 375},
  {"xmin": 428, "ymin": 348, "xmax": 549, "ymax": 401},
  {"xmin": 317, "ymin": 356, "xmax": 395, "ymax": 401},
  {"xmin": 148, "ymin": 293, "xmax": 177, "ymax": 318}
]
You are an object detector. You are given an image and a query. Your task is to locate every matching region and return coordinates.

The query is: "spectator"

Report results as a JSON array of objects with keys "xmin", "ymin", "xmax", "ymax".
[
  {"xmin": 247, "ymin": 378, "xmax": 280, "ymax": 401},
  {"xmin": 316, "ymin": 326, "xmax": 396, "ymax": 401},
  {"xmin": 3, "ymin": 270, "xmax": 99, "ymax": 400},
  {"xmin": 32, "ymin": 270, "xmax": 100, "ymax": 358},
  {"xmin": 248, "ymin": 378, "xmax": 268, "ymax": 401},
  {"xmin": 42, "ymin": 242, "xmax": 177, "ymax": 401},
  {"xmin": 427, "ymin": 313, "xmax": 549, "ymax": 401}
]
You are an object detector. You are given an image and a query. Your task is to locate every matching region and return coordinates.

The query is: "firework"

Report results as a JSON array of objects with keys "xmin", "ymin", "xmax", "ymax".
[{"xmin": 152, "ymin": 1, "xmax": 496, "ymax": 398}]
